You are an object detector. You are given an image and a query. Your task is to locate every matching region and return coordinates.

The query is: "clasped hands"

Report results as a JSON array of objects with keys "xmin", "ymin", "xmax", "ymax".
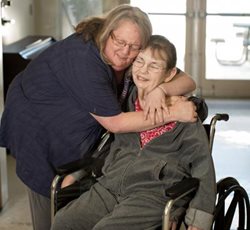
[{"xmin": 141, "ymin": 86, "xmax": 198, "ymax": 125}]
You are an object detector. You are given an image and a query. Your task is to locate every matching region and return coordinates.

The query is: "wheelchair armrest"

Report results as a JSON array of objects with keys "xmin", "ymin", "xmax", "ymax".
[
  {"xmin": 165, "ymin": 178, "xmax": 199, "ymax": 200},
  {"xmin": 55, "ymin": 157, "xmax": 94, "ymax": 176},
  {"xmin": 163, "ymin": 178, "xmax": 199, "ymax": 230}
]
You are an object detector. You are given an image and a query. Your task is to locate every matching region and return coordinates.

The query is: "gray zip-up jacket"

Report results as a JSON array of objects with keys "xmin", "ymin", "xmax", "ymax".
[{"xmin": 98, "ymin": 87, "xmax": 216, "ymax": 230}]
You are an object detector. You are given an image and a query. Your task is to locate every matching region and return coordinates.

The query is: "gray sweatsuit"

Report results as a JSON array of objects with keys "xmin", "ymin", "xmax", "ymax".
[{"xmin": 51, "ymin": 88, "xmax": 216, "ymax": 230}]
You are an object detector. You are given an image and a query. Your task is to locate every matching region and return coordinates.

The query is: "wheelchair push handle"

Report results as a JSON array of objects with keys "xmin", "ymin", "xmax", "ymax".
[
  {"xmin": 209, "ymin": 113, "xmax": 229, "ymax": 153},
  {"xmin": 210, "ymin": 113, "xmax": 229, "ymax": 128},
  {"xmin": 215, "ymin": 113, "xmax": 229, "ymax": 121}
]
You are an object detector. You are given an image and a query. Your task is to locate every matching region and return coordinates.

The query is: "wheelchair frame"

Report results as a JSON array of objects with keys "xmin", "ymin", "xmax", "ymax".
[
  {"xmin": 163, "ymin": 114, "xmax": 250, "ymax": 230},
  {"xmin": 51, "ymin": 113, "xmax": 250, "ymax": 230}
]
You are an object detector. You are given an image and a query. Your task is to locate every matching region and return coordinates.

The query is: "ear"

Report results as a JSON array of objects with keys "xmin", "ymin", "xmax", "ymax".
[{"xmin": 164, "ymin": 67, "xmax": 177, "ymax": 83}]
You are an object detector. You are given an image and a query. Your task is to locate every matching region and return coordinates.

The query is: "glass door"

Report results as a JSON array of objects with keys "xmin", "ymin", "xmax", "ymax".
[
  {"xmin": 131, "ymin": 0, "xmax": 250, "ymax": 98},
  {"xmin": 202, "ymin": 0, "xmax": 250, "ymax": 97},
  {"xmin": 130, "ymin": 0, "xmax": 186, "ymax": 70},
  {"xmin": 206, "ymin": 0, "xmax": 250, "ymax": 80}
]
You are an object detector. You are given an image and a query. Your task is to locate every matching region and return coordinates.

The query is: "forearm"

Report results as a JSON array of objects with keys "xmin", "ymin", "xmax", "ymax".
[
  {"xmin": 159, "ymin": 70, "xmax": 196, "ymax": 96},
  {"xmin": 91, "ymin": 111, "xmax": 174, "ymax": 133},
  {"xmin": 91, "ymin": 99, "xmax": 197, "ymax": 133}
]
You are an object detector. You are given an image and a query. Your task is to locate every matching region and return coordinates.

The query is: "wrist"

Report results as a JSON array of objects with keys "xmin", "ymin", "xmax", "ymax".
[
  {"xmin": 158, "ymin": 84, "xmax": 168, "ymax": 95},
  {"xmin": 166, "ymin": 106, "xmax": 177, "ymax": 122}
]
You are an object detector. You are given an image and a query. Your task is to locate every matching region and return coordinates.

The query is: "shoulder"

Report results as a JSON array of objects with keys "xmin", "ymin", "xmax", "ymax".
[
  {"xmin": 46, "ymin": 34, "xmax": 100, "ymax": 59},
  {"xmin": 176, "ymin": 120, "xmax": 207, "ymax": 141}
]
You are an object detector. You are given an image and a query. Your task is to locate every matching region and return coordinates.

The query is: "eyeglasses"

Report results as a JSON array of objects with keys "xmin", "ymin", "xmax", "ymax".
[
  {"xmin": 133, "ymin": 57, "xmax": 166, "ymax": 73},
  {"xmin": 110, "ymin": 32, "xmax": 141, "ymax": 52}
]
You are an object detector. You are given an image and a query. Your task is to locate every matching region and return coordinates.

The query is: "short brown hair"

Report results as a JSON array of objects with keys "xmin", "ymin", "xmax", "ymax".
[{"xmin": 147, "ymin": 35, "xmax": 177, "ymax": 70}]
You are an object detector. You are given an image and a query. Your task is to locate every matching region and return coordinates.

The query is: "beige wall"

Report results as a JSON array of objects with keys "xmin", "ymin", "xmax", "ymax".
[
  {"xmin": 103, "ymin": 0, "xmax": 129, "ymax": 12},
  {"xmin": 33, "ymin": 0, "xmax": 61, "ymax": 40},
  {"xmin": 61, "ymin": 0, "xmax": 130, "ymax": 39}
]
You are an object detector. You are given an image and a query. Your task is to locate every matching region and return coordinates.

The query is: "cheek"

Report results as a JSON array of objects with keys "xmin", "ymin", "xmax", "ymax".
[
  {"xmin": 104, "ymin": 40, "xmax": 115, "ymax": 62},
  {"xmin": 149, "ymin": 75, "xmax": 165, "ymax": 88},
  {"xmin": 132, "ymin": 65, "xmax": 137, "ymax": 76},
  {"xmin": 156, "ymin": 74, "xmax": 166, "ymax": 85},
  {"xmin": 130, "ymin": 51, "xmax": 140, "ymax": 59}
]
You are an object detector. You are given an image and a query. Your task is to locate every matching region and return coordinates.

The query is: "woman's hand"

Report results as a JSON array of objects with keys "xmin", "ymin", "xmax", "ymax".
[
  {"xmin": 142, "ymin": 86, "xmax": 169, "ymax": 124},
  {"xmin": 187, "ymin": 226, "xmax": 202, "ymax": 230},
  {"xmin": 61, "ymin": 175, "xmax": 77, "ymax": 188},
  {"xmin": 167, "ymin": 96, "xmax": 198, "ymax": 123},
  {"xmin": 169, "ymin": 221, "xmax": 177, "ymax": 230},
  {"xmin": 169, "ymin": 222, "xmax": 202, "ymax": 230}
]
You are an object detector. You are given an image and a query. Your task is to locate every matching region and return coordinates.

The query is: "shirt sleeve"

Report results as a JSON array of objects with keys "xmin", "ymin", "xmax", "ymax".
[
  {"xmin": 183, "ymin": 121, "xmax": 217, "ymax": 230},
  {"xmin": 50, "ymin": 40, "xmax": 122, "ymax": 117},
  {"xmin": 185, "ymin": 208, "xmax": 214, "ymax": 230}
]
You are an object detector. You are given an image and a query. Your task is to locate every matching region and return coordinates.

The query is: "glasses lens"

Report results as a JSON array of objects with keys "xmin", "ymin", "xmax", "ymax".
[
  {"xmin": 111, "ymin": 32, "xmax": 141, "ymax": 52},
  {"xmin": 148, "ymin": 64, "xmax": 164, "ymax": 73},
  {"xmin": 133, "ymin": 58, "xmax": 144, "ymax": 67},
  {"xmin": 133, "ymin": 58, "xmax": 166, "ymax": 73},
  {"xmin": 130, "ymin": 45, "xmax": 141, "ymax": 51}
]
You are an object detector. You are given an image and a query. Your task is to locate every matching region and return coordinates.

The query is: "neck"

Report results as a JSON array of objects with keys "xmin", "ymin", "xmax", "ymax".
[
  {"xmin": 114, "ymin": 70, "xmax": 125, "ymax": 85},
  {"xmin": 137, "ymin": 89, "xmax": 145, "ymax": 110}
]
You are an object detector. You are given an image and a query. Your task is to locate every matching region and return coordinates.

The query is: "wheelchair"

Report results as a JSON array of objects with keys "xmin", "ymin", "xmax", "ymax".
[{"xmin": 51, "ymin": 113, "xmax": 250, "ymax": 230}]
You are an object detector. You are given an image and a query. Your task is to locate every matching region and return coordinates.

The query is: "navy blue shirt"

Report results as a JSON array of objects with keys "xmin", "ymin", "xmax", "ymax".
[{"xmin": 0, "ymin": 34, "xmax": 122, "ymax": 197}]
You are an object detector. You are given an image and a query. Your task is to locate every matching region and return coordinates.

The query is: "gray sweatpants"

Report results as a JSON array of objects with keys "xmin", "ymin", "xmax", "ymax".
[
  {"xmin": 51, "ymin": 182, "xmax": 164, "ymax": 230},
  {"xmin": 27, "ymin": 187, "xmax": 51, "ymax": 230}
]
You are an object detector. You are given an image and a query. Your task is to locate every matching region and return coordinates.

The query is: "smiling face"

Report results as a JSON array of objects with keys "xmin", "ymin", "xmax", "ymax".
[
  {"xmin": 104, "ymin": 20, "xmax": 142, "ymax": 71},
  {"xmin": 132, "ymin": 48, "xmax": 168, "ymax": 91}
]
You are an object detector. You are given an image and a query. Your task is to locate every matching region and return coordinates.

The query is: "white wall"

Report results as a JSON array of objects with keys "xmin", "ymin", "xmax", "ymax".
[
  {"xmin": 2, "ymin": 0, "xmax": 34, "ymax": 45},
  {"xmin": 1, "ymin": 0, "xmax": 130, "ymax": 45},
  {"xmin": 0, "ymin": 3, "xmax": 8, "ymax": 209},
  {"xmin": 1, "ymin": 0, "xmax": 62, "ymax": 45}
]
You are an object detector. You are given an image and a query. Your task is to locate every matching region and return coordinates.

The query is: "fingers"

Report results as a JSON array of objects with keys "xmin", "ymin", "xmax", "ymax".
[
  {"xmin": 143, "ymin": 102, "xmax": 167, "ymax": 125},
  {"xmin": 145, "ymin": 107, "xmax": 168, "ymax": 125},
  {"xmin": 169, "ymin": 99, "xmax": 199, "ymax": 123},
  {"xmin": 156, "ymin": 108, "xmax": 164, "ymax": 124},
  {"xmin": 188, "ymin": 226, "xmax": 202, "ymax": 230},
  {"xmin": 169, "ymin": 221, "xmax": 177, "ymax": 230},
  {"xmin": 143, "ymin": 87, "xmax": 166, "ymax": 123},
  {"xmin": 148, "ymin": 107, "xmax": 156, "ymax": 125},
  {"xmin": 161, "ymin": 98, "xmax": 169, "ymax": 114},
  {"xmin": 172, "ymin": 222, "xmax": 177, "ymax": 230},
  {"xmin": 143, "ymin": 103, "xmax": 149, "ymax": 120},
  {"xmin": 61, "ymin": 175, "xmax": 76, "ymax": 188}
]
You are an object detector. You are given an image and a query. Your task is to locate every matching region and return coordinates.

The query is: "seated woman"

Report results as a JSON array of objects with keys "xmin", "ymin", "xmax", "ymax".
[{"xmin": 51, "ymin": 35, "xmax": 216, "ymax": 230}]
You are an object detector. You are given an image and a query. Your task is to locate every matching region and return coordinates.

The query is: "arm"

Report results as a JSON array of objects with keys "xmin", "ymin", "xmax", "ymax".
[
  {"xmin": 159, "ymin": 69, "xmax": 196, "ymax": 96},
  {"xmin": 91, "ymin": 98, "xmax": 197, "ymax": 133},
  {"xmin": 143, "ymin": 70, "xmax": 196, "ymax": 122}
]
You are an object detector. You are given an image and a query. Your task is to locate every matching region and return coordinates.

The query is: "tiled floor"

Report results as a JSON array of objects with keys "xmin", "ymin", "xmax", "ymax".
[
  {"xmin": 0, "ymin": 155, "xmax": 32, "ymax": 230},
  {"xmin": 0, "ymin": 98, "xmax": 249, "ymax": 230}
]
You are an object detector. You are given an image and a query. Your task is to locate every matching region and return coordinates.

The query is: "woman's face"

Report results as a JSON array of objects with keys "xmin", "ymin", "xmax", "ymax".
[
  {"xmin": 104, "ymin": 20, "xmax": 142, "ymax": 72},
  {"xmin": 132, "ymin": 48, "xmax": 167, "ymax": 92}
]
